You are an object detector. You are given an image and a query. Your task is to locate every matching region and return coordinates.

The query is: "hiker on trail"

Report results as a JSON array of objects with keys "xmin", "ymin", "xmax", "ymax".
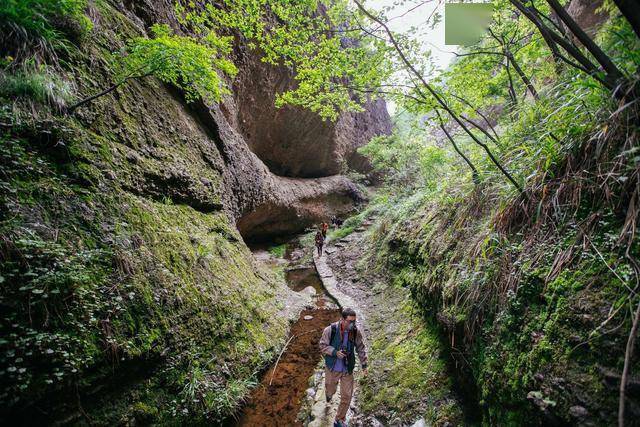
[
  {"xmin": 315, "ymin": 230, "xmax": 324, "ymax": 256},
  {"xmin": 321, "ymin": 221, "xmax": 329, "ymax": 237},
  {"xmin": 319, "ymin": 307, "xmax": 368, "ymax": 427},
  {"xmin": 331, "ymin": 216, "xmax": 343, "ymax": 228}
]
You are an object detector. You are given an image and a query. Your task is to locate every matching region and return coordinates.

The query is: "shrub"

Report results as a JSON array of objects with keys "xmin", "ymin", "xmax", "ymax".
[{"xmin": 0, "ymin": 0, "xmax": 91, "ymax": 41}]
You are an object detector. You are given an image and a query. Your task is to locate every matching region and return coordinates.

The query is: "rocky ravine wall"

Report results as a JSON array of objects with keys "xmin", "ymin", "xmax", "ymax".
[
  {"xmin": 123, "ymin": 0, "xmax": 391, "ymax": 241},
  {"xmin": 0, "ymin": 1, "xmax": 390, "ymax": 424},
  {"xmin": 230, "ymin": 44, "xmax": 392, "ymax": 178}
]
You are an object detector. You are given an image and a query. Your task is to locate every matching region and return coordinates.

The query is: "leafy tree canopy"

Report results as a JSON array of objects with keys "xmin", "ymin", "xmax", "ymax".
[
  {"xmin": 121, "ymin": 24, "xmax": 237, "ymax": 105},
  {"xmin": 177, "ymin": 0, "xmax": 393, "ymax": 120}
]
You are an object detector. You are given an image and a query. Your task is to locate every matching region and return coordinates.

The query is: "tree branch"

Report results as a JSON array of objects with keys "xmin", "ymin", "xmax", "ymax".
[{"xmin": 354, "ymin": 0, "xmax": 524, "ymax": 194}]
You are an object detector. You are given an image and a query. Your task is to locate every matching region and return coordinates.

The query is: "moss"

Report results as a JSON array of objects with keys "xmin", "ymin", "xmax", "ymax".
[
  {"xmin": 0, "ymin": 43, "xmax": 288, "ymax": 423},
  {"xmin": 359, "ymin": 293, "xmax": 463, "ymax": 425},
  {"xmin": 268, "ymin": 243, "xmax": 287, "ymax": 258},
  {"xmin": 359, "ymin": 176, "xmax": 639, "ymax": 425},
  {"xmin": 328, "ymin": 208, "xmax": 369, "ymax": 240}
]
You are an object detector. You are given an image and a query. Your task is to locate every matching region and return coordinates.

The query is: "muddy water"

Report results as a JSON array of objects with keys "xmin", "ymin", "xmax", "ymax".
[{"xmin": 236, "ymin": 243, "xmax": 339, "ymax": 426}]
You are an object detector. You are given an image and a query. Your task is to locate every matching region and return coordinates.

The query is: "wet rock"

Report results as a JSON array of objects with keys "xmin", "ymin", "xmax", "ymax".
[
  {"xmin": 411, "ymin": 418, "xmax": 427, "ymax": 427},
  {"xmin": 304, "ymin": 315, "xmax": 314, "ymax": 320}
]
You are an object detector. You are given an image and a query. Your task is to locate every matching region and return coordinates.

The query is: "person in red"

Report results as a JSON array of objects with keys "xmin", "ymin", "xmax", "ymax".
[
  {"xmin": 319, "ymin": 307, "xmax": 368, "ymax": 427},
  {"xmin": 321, "ymin": 221, "xmax": 329, "ymax": 238}
]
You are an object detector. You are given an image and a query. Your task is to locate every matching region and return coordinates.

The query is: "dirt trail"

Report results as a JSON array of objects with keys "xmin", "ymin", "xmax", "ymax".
[
  {"xmin": 321, "ymin": 220, "xmax": 466, "ymax": 426},
  {"xmin": 308, "ymin": 224, "xmax": 375, "ymax": 426},
  {"xmin": 238, "ymin": 214, "xmax": 464, "ymax": 426}
]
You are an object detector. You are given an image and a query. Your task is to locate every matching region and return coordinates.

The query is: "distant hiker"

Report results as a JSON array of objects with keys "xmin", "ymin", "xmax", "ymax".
[
  {"xmin": 315, "ymin": 230, "xmax": 324, "ymax": 256},
  {"xmin": 321, "ymin": 221, "xmax": 329, "ymax": 237},
  {"xmin": 331, "ymin": 216, "xmax": 343, "ymax": 228},
  {"xmin": 319, "ymin": 307, "xmax": 368, "ymax": 427}
]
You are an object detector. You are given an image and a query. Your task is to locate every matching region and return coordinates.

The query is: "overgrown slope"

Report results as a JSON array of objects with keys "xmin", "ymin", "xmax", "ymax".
[{"xmin": 361, "ymin": 94, "xmax": 639, "ymax": 425}]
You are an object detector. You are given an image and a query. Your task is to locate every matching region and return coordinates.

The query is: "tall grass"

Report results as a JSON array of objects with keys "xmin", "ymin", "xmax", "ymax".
[
  {"xmin": 0, "ymin": 0, "xmax": 92, "ymax": 64},
  {"xmin": 0, "ymin": 66, "xmax": 73, "ymax": 110}
]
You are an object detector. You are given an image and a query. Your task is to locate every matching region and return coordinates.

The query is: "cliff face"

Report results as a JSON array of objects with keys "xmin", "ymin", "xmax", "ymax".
[
  {"xmin": 566, "ymin": 0, "xmax": 608, "ymax": 37},
  {"xmin": 120, "ymin": 0, "xmax": 390, "ymax": 241},
  {"xmin": 0, "ymin": 1, "xmax": 390, "ymax": 423},
  {"xmin": 230, "ymin": 47, "xmax": 392, "ymax": 178}
]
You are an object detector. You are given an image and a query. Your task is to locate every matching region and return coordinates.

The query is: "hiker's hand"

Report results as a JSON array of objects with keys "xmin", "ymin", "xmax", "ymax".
[{"xmin": 336, "ymin": 350, "xmax": 346, "ymax": 359}]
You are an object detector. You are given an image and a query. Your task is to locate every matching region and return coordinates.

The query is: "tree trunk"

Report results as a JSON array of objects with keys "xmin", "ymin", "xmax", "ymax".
[
  {"xmin": 450, "ymin": 93, "xmax": 500, "ymax": 141},
  {"xmin": 436, "ymin": 110, "xmax": 479, "ymax": 182},
  {"xmin": 505, "ymin": 59, "xmax": 519, "ymax": 105},
  {"xmin": 66, "ymin": 71, "xmax": 153, "ymax": 114},
  {"xmin": 509, "ymin": 0, "xmax": 612, "ymax": 89},
  {"xmin": 66, "ymin": 81, "xmax": 126, "ymax": 114},
  {"xmin": 613, "ymin": 0, "xmax": 640, "ymax": 40},
  {"xmin": 545, "ymin": 0, "xmax": 624, "ymax": 86},
  {"xmin": 507, "ymin": 51, "xmax": 539, "ymax": 99},
  {"xmin": 440, "ymin": 123, "xmax": 480, "ymax": 183}
]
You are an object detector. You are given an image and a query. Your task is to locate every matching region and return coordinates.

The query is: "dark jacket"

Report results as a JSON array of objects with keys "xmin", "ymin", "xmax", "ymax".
[{"xmin": 319, "ymin": 321, "xmax": 367, "ymax": 374}]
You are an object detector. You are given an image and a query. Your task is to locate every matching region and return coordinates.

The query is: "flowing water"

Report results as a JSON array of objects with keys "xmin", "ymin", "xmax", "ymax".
[{"xmin": 235, "ymin": 240, "xmax": 339, "ymax": 426}]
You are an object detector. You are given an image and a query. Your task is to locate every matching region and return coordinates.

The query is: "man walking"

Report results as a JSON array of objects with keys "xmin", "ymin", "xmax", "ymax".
[{"xmin": 319, "ymin": 308, "xmax": 368, "ymax": 427}]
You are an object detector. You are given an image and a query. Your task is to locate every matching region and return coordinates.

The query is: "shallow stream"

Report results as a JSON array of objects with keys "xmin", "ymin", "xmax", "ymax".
[{"xmin": 235, "ymin": 239, "xmax": 339, "ymax": 426}]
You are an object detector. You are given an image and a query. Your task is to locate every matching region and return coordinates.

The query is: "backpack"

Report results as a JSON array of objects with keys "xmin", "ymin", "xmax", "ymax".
[{"xmin": 330, "ymin": 322, "xmax": 356, "ymax": 343}]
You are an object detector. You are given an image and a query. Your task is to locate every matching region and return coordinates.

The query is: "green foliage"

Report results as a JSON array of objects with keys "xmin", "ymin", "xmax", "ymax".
[
  {"xmin": 0, "ymin": 65, "xmax": 73, "ymax": 109},
  {"xmin": 0, "ymin": 0, "xmax": 92, "ymax": 66},
  {"xmin": 359, "ymin": 132, "xmax": 449, "ymax": 192},
  {"xmin": 0, "ymin": 133, "xmax": 288, "ymax": 422},
  {"xmin": 268, "ymin": 243, "xmax": 287, "ymax": 258},
  {"xmin": 177, "ymin": 0, "xmax": 393, "ymax": 120},
  {"xmin": 121, "ymin": 24, "xmax": 237, "ymax": 105},
  {"xmin": 0, "ymin": 0, "xmax": 92, "ymax": 41},
  {"xmin": 359, "ymin": 295, "xmax": 462, "ymax": 425},
  {"xmin": 328, "ymin": 208, "xmax": 368, "ymax": 240}
]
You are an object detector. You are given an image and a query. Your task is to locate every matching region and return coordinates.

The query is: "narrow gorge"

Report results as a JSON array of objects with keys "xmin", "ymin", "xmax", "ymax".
[{"xmin": 1, "ymin": 0, "xmax": 639, "ymax": 426}]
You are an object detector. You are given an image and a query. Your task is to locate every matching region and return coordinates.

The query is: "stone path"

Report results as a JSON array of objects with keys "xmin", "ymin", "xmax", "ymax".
[
  {"xmin": 296, "ymin": 217, "xmax": 462, "ymax": 426},
  {"xmin": 302, "ymin": 230, "xmax": 372, "ymax": 427}
]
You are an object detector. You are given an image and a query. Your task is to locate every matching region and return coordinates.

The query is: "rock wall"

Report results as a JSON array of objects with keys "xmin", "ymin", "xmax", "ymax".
[
  {"xmin": 567, "ymin": 0, "xmax": 608, "ymax": 37},
  {"xmin": 118, "ymin": 0, "xmax": 390, "ymax": 239},
  {"xmin": 230, "ymin": 35, "xmax": 392, "ymax": 178},
  {"xmin": 0, "ymin": 0, "xmax": 390, "ymax": 423}
]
